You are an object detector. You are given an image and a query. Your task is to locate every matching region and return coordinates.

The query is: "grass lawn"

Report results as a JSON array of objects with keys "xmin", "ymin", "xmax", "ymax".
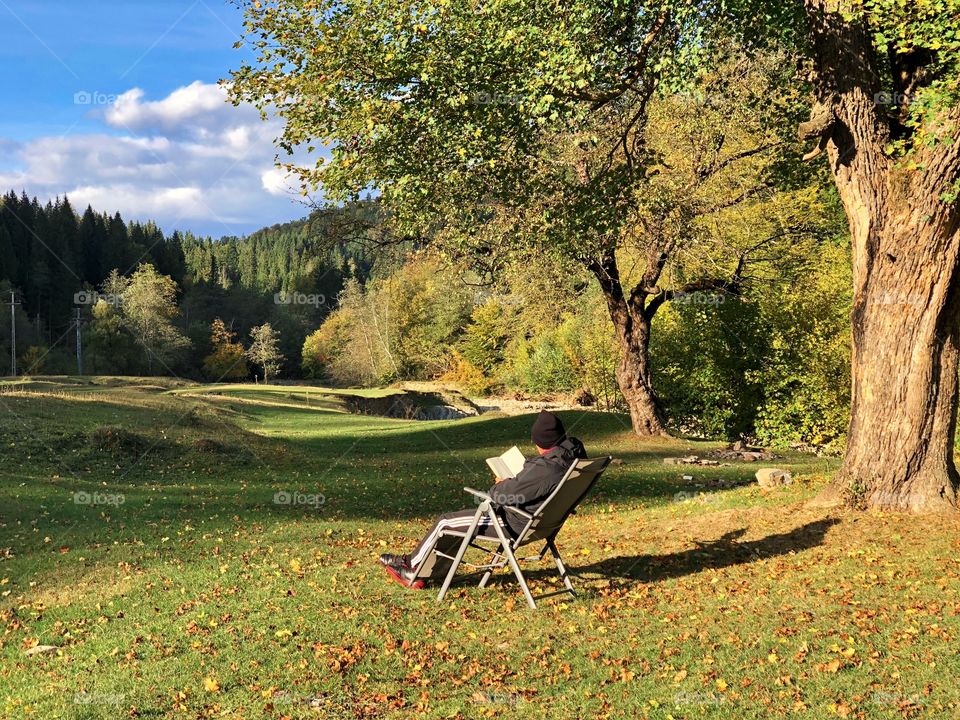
[{"xmin": 1, "ymin": 379, "xmax": 959, "ymax": 719}]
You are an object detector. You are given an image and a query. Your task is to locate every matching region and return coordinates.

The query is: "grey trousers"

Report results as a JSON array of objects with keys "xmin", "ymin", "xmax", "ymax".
[{"xmin": 409, "ymin": 508, "xmax": 506, "ymax": 581}]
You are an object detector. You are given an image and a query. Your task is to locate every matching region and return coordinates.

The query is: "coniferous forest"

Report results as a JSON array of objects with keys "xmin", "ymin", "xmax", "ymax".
[{"xmin": 0, "ymin": 191, "xmax": 376, "ymax": 379}]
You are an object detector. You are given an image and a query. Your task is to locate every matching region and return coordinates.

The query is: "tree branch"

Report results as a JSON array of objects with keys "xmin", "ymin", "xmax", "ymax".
[
  {"xmin": 564, "ymin": 8, "xmax": 672, "ymax": 110},
  {"xmin": 700, "ymin": 183, "xmax": 773, "ymax": 214}
]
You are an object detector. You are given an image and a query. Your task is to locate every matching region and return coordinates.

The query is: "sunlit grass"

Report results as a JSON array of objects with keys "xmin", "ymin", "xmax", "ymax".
[{"xmin": 2, "ymin": 380, "xmax": 959, "ymax": 718}]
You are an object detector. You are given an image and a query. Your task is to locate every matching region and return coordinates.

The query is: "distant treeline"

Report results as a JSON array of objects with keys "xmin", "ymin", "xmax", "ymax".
[{"xmin": 0, "ymin": 190, "xmax": 379, "ymax": 377}]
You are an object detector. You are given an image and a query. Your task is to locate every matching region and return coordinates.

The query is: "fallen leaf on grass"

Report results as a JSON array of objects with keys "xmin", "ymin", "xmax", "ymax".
[
  {"xmin": 829, "ymin": 701, "xmax": 852, "ymax": 717},
  {"xmin": 816, "ymin": 659, "xmax": 842, "ymax": 673}
]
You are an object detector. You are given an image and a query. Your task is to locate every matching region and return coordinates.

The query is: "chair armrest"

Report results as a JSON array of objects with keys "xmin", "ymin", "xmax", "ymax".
[
  {"xmin": 502, "ymin": 505, "xmax": 533, "ymax": 520},
  {"xmin": 463, "ymin": 487, "xmax": 492, "ymax": 501}
]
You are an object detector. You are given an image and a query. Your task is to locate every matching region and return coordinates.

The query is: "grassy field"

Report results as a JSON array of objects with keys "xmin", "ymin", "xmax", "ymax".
[{"xmin": 1, "ymin": 378, "xmax": 959, "ymax": 719}]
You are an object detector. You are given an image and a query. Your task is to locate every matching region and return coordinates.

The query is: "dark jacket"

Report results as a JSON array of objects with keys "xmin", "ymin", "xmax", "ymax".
[{"xmin": 488, "ymin": 437, "xmax": 588, "ymax": 535}]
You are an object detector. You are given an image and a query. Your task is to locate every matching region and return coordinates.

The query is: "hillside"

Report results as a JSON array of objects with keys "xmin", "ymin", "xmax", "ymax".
[{"xmin": 0, "ymin": 193, "xmax": 387, "ymax": 379}]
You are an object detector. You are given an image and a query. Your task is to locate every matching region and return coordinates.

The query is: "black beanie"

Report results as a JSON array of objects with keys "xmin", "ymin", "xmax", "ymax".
[{"xmin": 531, "ymin": 410, "xmax": 566, "ymax": 448}]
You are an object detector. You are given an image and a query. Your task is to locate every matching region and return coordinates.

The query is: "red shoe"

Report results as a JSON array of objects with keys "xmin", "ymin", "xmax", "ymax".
[{"xmin": 383, "ymin": 563, "xmax": 425, "ymax": 590}]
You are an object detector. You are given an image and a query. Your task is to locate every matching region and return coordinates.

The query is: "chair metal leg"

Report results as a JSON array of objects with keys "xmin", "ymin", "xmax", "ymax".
[
  {"xmin": 503, "ymin": 544, "xmax": 536, "ymax": 609},
  {"xmin": 478, "ymin": 551, "xmax": 508, "ymax": 588},
  {"xmin": 489, "ymin": 520, "xmax": 536, "ymax": 609},
  {"xmin": 437, "ymin": 505, "xmax": 485, "ymax": 601},
  {"xmin": 478, "ymin": 554, "xmax": 497, "ymax": 588},
  {"xmin": 547, "ymin": 539, "xmax": 575, "ymax": 595}
]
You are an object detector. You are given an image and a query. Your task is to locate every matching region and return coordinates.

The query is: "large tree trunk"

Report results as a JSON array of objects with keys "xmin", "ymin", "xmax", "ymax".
[
  {"xmin": 804, "ymin": 0, "xmax": 960, "ymax": 511},
  {"xmin": 613, "ymin": 309, "xmax": 668, "ymax": 435},
  {"xmin": 591, "ymin": 254, "xmax": 669, "ymax": 436},
  {"xmin": 822, "ymin": 208, "xmax": 960, "ymax": 511}
]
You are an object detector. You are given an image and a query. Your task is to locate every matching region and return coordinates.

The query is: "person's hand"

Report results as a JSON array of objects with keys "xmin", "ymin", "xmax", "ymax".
[{"xmin": 494, "ymin": 476, "xmax": 504, "ymax": 484}]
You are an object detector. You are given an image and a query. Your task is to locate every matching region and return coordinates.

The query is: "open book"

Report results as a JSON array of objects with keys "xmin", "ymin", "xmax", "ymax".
[{"xmin": 486, "ymin": 446, "xmax": 526, "ymax": 480}]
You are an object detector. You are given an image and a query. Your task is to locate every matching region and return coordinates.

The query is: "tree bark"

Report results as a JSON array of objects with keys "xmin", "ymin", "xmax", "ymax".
[
  {"xmin": 803, "ymin": 0, "xmax": 960, "ymax": 511},
  {"xmin": 612, "ymin": 309, "xmax": 668, "ymax": 435},
  {"xmin": 590, "ymin": 252, "xmax": 669, "ymax": 436},
  {"xmin": 821, "ymin": 210, "xmax": 960, "ymax": 511}
]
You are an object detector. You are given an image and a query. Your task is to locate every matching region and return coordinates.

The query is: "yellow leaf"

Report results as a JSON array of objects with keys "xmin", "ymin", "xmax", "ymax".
[
  {"xmin": 203, "ymin": 677, "xmax": 220, "ymax": 693},
  {"xmin": 716, "ymin": 679, "xmax": 728, "ymax": 692}
]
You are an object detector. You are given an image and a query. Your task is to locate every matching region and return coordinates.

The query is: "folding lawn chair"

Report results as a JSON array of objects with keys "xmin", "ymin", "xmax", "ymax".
[{"xmin": 427, "ymin": 455, "xmax": 612, "ymax": 609}]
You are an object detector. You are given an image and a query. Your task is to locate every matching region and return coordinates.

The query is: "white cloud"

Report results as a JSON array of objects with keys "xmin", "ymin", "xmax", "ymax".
[
  {"xmin": 0, "ymin": 82, "xmax": 321, "ymax": 236},
  {"xmin": 105, "ymin": 81, "xmax": 253, "ymax": 136},
  {"xmin": 261, "ymin": 167, "xmax": 296, "ymax": 196},
  {"xmin": 69, "ymin": 185, "xmax": 209, "ymax": 220}
]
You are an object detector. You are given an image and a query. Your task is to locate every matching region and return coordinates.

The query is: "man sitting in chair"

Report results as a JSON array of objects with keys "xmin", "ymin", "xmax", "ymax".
[{"xmin": 379, "ymin": 410, "xmax": 587, "ymax": 589}]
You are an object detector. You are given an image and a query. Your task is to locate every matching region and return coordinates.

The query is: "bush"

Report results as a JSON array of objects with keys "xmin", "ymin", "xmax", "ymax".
[
  {"xmin": 505, "ymin": 331, "xmax": 580, "ymax": 395},
  {"xmin": 440, "ymin": 350, "xmax": 495, "ymax": 395},
  {"xmin": 553, "ymin": 295, "xmax": 623, "ymax": 411},
  {"xmin": 651, "ymin": 296, "xmax": 768, "ymax": 439},
  {"xmin": 19, "ymin": 346, "xmax": 48, "ymax": 375},
  {"xmin": 752, "ymin": 241, "xmax": 851, "ymax": 449}
]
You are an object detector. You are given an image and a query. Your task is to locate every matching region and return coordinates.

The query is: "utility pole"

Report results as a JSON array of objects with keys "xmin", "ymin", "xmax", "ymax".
[
  {"xmin": 75, "ymin": 308, "xmax": 83, "ymax": 375},
  {"xmin": 9, "ymin": 290, "xmax": 19, "ymax": 377}
]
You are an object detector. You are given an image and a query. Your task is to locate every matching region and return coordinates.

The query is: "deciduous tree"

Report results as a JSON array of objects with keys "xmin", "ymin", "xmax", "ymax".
[
  {"xmin": 203, "ymin": 318, "xmax": 248, "ymax": 380},
  {"xmin": 789, "ymin": 0, "xmax": 960, "ymax": 511},
  {"xmin": 247, "ymin": 323, "xmax": 285, "ymax": 383},
  {"xmin": 229, "ymin": 3, "xmax": 822, "ymax": 435}
]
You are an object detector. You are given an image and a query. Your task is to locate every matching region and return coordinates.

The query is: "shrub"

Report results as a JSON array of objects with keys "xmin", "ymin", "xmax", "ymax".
[
  {"xmin": 752, "ymin": 241, "xmax": 851, "ymax": 449},
  {"xmin": 440, "ymin": 350, "xmax": 495, "ymax": 395},
  {"xmin": 505, "ymin": 331, "xmax": 579, "ymax": 395},
  {"xmin": 651, "ymin": 296, "xmax": 768, "ymax": 439}
]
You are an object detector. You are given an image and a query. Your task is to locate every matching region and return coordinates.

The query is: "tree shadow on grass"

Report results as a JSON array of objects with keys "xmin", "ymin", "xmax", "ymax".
[{"xmin": 477, "ymin": 518, "xmax": 841, "ymax": 592}]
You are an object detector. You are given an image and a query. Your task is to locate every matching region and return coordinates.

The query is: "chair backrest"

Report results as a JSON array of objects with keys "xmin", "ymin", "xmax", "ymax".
[{"xmin": 514, "ymin": 456, "xmax": 611, "ymax": 546}]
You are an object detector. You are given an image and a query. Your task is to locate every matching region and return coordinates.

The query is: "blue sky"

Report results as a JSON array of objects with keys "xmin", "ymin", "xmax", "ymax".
[{"xmin": 0, "ymin": 0, "xmax": 310, "ymax": 237}]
